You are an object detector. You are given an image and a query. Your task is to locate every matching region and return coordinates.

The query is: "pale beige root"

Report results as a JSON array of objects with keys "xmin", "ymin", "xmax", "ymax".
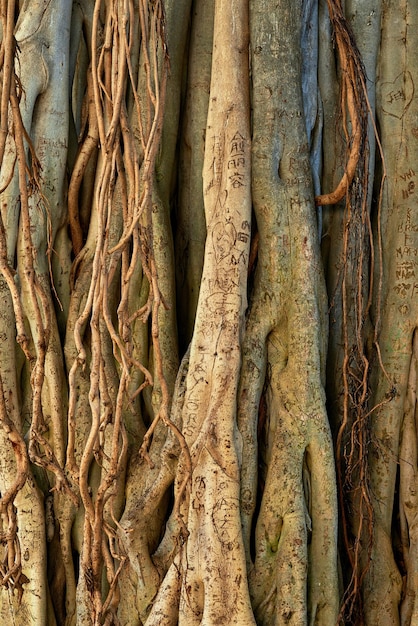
[
  {"xmin": 360, "ymin": 1, "xmax": 418, "ymax": 623},
  {"xmin": 237, "ymin": 307, "xmax": 269, "ymax": 565},
  {"xmin": 0, "ymin": 2, "xmax": 73, "ymax": 624},
  {"xmin": 175, "ymin": 0, "xmax": 214, "ymax": 350},
  {"xmin": 144, "ymin": 558, "xmax": 181, "ymax": 626},
  {"xmin": 65, "ymin": 0, "xmax": 193, "ymax": 619},
  {"xmin": 0, "ymin": 288, "xmax": 50, "ymax": 624},
  {"xmin": 64, "ymin": 6, "xmax": 127, "ymax": 621},
  {"xmin": 118, "ymin": 348, "xmax": 190, "ymax": 622},
  {"xmin": 63, "ymin": 0, "xmax": 178, "ymax": 617},
  {"xmin": 0, "ymin": 388, "xmax": 49, "ymax": 625},
  {"xmin": 69, "ymin": 156, "xmax": 129, "ymax": 622},
  {"xmin": 63, "ymin": 9, "xmax": 108, "ymax": 616},
  {"xmin": 115, "ymin": 1, "xmax": 193, "ymax": 622},
  {"xmin": 244, "ymin": 0, "xmax": 339, "ymax": 623},
  {"xmin": 147, "ymin": 0, "xmax": 193, "ymax": 428},
  {"xmin": 178, "ymin": 0, "xmax": 254, "ymax": 621},
  {"xmin": 0, "ymin": 476, "xmax": 49, "ymax": 625},
  {"xmin": 144, "ymin": 0, "xmax": 255, "ymax": 623}
]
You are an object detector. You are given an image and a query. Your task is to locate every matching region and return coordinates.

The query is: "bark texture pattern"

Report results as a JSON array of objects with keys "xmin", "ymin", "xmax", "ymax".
[{"xmin": 0, "ymin": 1, "xmax": 415, "ymax": 625}]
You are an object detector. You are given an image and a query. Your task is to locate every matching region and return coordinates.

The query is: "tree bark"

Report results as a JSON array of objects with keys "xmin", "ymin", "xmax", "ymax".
[{"xmin": 0, "ymin": 1, "xmax": 417, "ymax": 624}]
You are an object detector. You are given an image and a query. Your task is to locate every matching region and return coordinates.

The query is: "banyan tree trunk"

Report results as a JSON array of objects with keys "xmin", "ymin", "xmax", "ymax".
[{"xmin": 0, "ymin": 1, "xmax": 416, "ymax": 625}]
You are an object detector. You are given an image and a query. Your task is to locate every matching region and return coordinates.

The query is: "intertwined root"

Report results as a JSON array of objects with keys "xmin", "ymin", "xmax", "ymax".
[{"xmin": 0, "ymin": 1, "xmax": 416, "ymax": 625}]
